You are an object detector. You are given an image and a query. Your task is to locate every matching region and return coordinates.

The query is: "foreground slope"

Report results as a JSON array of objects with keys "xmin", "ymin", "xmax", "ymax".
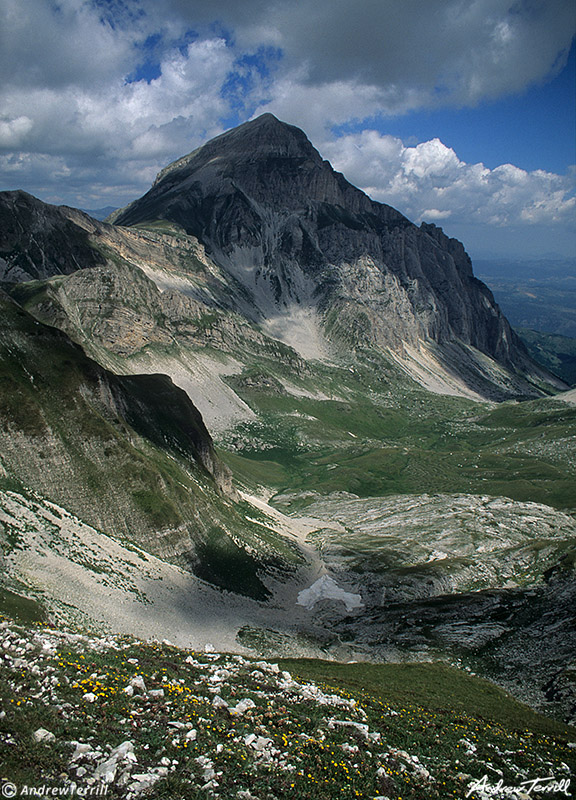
[{"xmin": 0, "ymin": 617, "xmax": 574, "ymax": 799}]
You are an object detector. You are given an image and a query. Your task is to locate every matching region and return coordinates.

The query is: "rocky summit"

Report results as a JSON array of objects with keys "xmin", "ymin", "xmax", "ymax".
[
  {"xmin": 0, "ymin": 114, "xmax": 575, "ymax": 785},
  {"xmin": 112, "ymin": 113, "xmax": 561, "ymax": 400}
]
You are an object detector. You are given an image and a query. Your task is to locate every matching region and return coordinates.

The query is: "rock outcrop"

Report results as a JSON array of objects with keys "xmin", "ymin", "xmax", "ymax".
[{"xmin": 0, "ymin": 190, "xmax": 107, "ymax": 281}]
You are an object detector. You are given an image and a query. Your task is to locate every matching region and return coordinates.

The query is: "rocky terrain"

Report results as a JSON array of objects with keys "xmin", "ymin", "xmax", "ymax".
[{"xmin": 0, "ymin": 616, "xmax": 574, "ymax": 799}]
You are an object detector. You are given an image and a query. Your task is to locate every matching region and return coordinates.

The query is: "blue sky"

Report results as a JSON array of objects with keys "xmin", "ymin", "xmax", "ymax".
[
  {"xmin": 0, "ymin": 0, "xmax": 574, "ymax": 259},
  {"xmin": 352, "ymin": 41, "xmax": 575, "ymax": 176}
]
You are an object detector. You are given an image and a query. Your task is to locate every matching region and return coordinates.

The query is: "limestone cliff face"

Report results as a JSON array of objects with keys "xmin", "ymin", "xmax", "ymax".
[{"xmin": 112, "ymin": 114, "xmax": 526, "ymax": 372}]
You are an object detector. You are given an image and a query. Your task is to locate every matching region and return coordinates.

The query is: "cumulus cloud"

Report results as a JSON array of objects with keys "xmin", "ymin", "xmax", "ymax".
[
  {"xmin": 153, "ymin": 0, "xmax": 575, "ymax": 108},
  {"xmin": 0, "ymin": 0, "xmax": 138, "ymax": 90},
  {"xmin": 0, "ymin": 3, "xmax": 238, "ymax": 203},
  {"xmin": 0, "ymin": 116, "xmax": 33, "ymax": 148},
  {"xmin": 0, "ymin": 0, "xmax": 573, "ymax": 256},
  {"xmin": 322, "ymin": 130, "xmax": 576, "ymax": 228}
]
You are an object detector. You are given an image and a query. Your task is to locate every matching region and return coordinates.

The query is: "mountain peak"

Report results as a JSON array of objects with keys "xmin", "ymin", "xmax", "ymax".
[
  {"xmin": 244, "ymin": 112, "xmax": 284, "ymax": 128},
  {"xmin": 150, "ymin": 114, "xmax": 320, "ymax": 190},
  {"xmin": 202, "ymin": 113, "xmax": 319, "ymax": 160}
]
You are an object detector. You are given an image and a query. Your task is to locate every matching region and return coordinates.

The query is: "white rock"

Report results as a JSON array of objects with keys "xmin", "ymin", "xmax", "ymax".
[
  {"xmin": 111, "ymin": 741, "xmax": 136, "ymax": 761},
  {"xmin": 70, "ymin": 742, "xmax": 93, "ymax": 761},
  {"xmin": 130, "ymin": 675, "xmax": 147, "ymax": 694},
  {"xmin": 149, "ymin": 689, "xmax": 164, "ymax": 699},
  {"xmin": 123, "ymin": 685, "xmax": 134, "ymax": 697},
  {"xmin": 94, "ymin": 741, "xmax": 136, "ymax": 783},
  {"xmin": 33, "ymin": 728, "xmax": 55, "ymax": 744},
  {"xmin": 211, "ymin": 668, "xmax": 231, "ymax": 681},
  {"xmin": 129, "ymin": 773, "xmax": 161, "ymax": 794},
  {"xmin": 185, "ymin": 729, "xmax": 198, "ymax": 741},
  {"xmin": 252, "ymin": 736, "xmax": 273, "ymax": 753},
  {"xmin": 230, "ymin": 698, "xmax": 256, "ymax": 717},
  {"xmin": 93, "ymin": 758, "xmax": 118, "ymax": 783},
  {"xmin": 328, "ymin": 719, "xmax": 370, "ymax": 739},
  {"xmin": 212, "ymin": 695, "xmax": 229, "ymax": 709},
  {"xmin": 255, "ymin": 660, "xmax": 280, "ymax": 674}
]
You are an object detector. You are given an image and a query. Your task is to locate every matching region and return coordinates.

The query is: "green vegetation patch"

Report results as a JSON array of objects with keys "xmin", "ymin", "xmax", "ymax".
[
  {"xmin": 278, "ymin": 658, "xmax": 572, "ymax": 738},
  {"xmin": 131, "ymin": 489, "xmax": 182, "ymax": 529},
  {"xmin": 192, "ymin": 527, "xmax": 272, "ymax": 600},
  {"xmin": 517, "ymin": 328, "xmax": 576, "ymax": 386},
  {"xmin": 0, "ymin": 588, "xmax": 47, "ymax": 625},
  {"xmin": 221, "ymin": 358, "xmax": 576, "ymax": 510}
]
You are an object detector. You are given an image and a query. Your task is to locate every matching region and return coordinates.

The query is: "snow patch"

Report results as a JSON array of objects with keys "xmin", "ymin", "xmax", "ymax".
[{"xmin": 297, "ymin": 575, "xmax": 363, "ymax": 612}]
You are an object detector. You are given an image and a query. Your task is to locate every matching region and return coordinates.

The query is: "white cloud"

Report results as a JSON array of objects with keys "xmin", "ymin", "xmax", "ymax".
[
  {"xmin": 322, "ymin": 130, "xmax": 576, "ymax": 228},
  {"xmin": 0, "ymin": 0, "xmax": 138, "ymax": 90},
  {"xmin": 0, "ymin": 0, "xmax": 573, "ymax": 256},
  {"xmin": 155, "ymin": 0, "xmax": 575, "ymax": 109},
  {"xmin": 0, "ymin": 116, "xmax": 33, "ymax": 148},
  {"xmin": 0, "ymin": 20, "xmax": 237, "ymax": 202}
]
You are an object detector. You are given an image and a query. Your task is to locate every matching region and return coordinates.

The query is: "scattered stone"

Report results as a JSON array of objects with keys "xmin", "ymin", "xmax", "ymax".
[
  {"xmin": 93, "ymin": 740, "xmax": 136, "ymax": 783},
  {"xmin": 70, "ymin": 742, "xmax": 93, "ymax": 761},
  {"xmin": 130, "ymin": 675, "xmax": 147, "ymax": 694},
  {"xmin": 327, "ymin": 719, "xmax": 370, "ymax": 739},
  {"xmin": 128, "ymin": 772, "xmax": 162, "ymax": 795},
  {"xmin": 33, "ymin": 728, "xmax": 55, "ymax": 743},
  {"xmin": 230, "ymin": 698, "xmax": 256, "ymax": 717}
]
